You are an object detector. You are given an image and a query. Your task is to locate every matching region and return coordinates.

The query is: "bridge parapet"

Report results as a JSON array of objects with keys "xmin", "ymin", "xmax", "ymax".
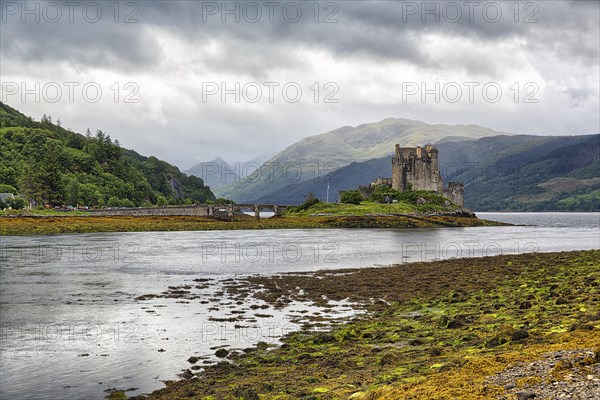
[
  {"xmin": 233, "ymin": 204, "xmax": 287, "ymax": 219},
  {"xmin": 86, "ymin": 204, "xmax": 288, "ymax": 219}
]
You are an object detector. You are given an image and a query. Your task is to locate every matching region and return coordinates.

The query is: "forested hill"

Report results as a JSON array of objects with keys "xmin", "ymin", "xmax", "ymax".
[{"xmin": 0, "ymin": 102, "xmax": 215, "ymax": 207}]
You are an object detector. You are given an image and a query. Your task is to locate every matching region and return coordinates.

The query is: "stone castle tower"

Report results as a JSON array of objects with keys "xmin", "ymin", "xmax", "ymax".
[
  {"xmin": 391, "ymin": 144, "xmax": 464, "ymax": 207},
  {"xmin": 392, "ymin": 144, "xmax": 443, "ymax": 192}
]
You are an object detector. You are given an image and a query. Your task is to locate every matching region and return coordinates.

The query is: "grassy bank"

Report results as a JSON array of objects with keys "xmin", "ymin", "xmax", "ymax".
[
  {"xmin": 0, "ymin": 214, "xmax": 503, "ymax": 235},
  {"xmin": 127, "ymin": 250, "xmax": 599, "ymax": 400},
  {"xmin": 287, "ymin": 194, "xmax": 459, "ymax": 217},
  {"xmin": 286, "ymin": 201, "xmax": 446, "ymax": 216}
]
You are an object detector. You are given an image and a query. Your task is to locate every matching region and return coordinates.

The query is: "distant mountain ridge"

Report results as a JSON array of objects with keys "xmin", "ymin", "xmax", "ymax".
[
  {"xmin": 256, "ymin": 134, "xmax": 600, "ymax": 211},
  {"xmin": 215, "ymin": 118, "xmax": 509, "ymax": 201},
  {"xmin": 185, "ymin": 153, "xmax": 274, "ymax": 191},
  {"xmin": 185, "ymin": 157, "xmax": 239, "ymax": 191}
]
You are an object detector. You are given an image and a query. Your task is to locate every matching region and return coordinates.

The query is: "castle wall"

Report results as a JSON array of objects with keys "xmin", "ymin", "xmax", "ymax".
[
  {"xmin": 88, "ymin": 205, "xmax": 210, "ymax": 217},
  {"xmin": 443, "ymin": 182, "xmax": 464, "ymax": 207},
  {"xmin": 371, "ymin": 177, "xmax": 392, "ymax": 187}
]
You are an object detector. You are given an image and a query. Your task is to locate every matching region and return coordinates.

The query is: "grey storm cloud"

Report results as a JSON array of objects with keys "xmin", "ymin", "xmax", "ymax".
[
  {"xmin": 1, "ymin": 1, "xmax": 597, "ymax": 74},
  {"xmin": 1, "ymin": 11, "xmax": 162, "ymax": 71},
  {"xmin": 1, "ymin": 0, "xmax": 598, "ymax": 167}
]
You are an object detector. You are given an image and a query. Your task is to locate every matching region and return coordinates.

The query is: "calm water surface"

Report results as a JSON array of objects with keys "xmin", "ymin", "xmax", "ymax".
[{"xmin": 1, "ymin": 212, "xmax": 598, "ymax": 399}]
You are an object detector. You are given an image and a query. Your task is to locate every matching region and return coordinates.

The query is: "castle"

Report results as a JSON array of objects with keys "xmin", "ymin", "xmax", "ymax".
[
  {"xmin": 390, "ymin": 144, "xmax": 464, "ymax": 207},
  {"xmin": 346, "ymin": 144, "xmax": 464, "ymax": 207}
]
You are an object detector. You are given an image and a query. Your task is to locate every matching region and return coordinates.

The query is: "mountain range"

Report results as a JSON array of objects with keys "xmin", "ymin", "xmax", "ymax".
[
  {"xmin": 214, "ymin": 118, "xmax": 509, "ymax": 201},
  {"xmin": 185, "ymin": 153, "xmax": 274, "ymax": 191}
]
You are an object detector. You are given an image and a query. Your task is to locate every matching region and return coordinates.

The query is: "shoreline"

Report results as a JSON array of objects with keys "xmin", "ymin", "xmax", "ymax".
[
  {"xmin": 0, "ymin": 214, "xmax": 507, "ymax": 236},
  {"xmin": 122, "ymin": 250, "xmax": 599, "ymax": 400}
]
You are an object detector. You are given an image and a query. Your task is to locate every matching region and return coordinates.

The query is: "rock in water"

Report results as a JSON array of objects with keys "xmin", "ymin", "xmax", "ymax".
[{"xmin": 215, "ymin": 348, "xmax": 229, "ymax": 358}]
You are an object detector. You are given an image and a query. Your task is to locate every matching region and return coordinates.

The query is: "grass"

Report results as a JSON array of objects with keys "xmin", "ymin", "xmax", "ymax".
[
  {"xmin": 287, "ymin": 195, "xmax": 460, "ymax": 217},
  {"xmin": 128, "ymin": 250, "xmax": 600, "ymax": 400},
  {"xmin": 286, "ymin": 201, "xmax": 424, "ymax": 216},
  {"xmin": 0, "ymin": 209, "xmax": 90, "ymax": 217}
]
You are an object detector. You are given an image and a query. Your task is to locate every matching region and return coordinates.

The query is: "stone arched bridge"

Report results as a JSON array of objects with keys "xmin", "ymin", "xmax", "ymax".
[
  {"xmin": 209, "ymin": 204, "xmax": 287, "ymax": 219},
  {"xmin": 88, "ymin": 204, "xmax": 288, "ymax": 219}
]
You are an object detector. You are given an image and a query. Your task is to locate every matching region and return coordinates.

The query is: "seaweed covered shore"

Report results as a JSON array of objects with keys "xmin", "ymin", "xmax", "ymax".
[{"xmin": 122, "ymin": 250, "xmax": 600, "ymax": 400}]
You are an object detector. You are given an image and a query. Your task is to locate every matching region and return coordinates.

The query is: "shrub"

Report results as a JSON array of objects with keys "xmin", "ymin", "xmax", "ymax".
[
  {"xmin": 107, "ymin": 197, "xmax": 135, "ymax": 208},
  {"xmin": 287, "ymin": 193, "xmax": 321, "ymax": 213},
  {"xmin": 214, "ymin": 198, "xmax": 235, "ymax": 204},
  {"xmin": 395, "ymin": 190, "xmax": 446, "ymax": 205},
  {"xmin": 371, "ymin": 186, "xmax": 401, "ymax": 203},
  {"xmin": 155, "ymin": 195, "xmax": 168, "ymax": 206},
  {"xmin": 301, "ymin": 193, "xmax": 321, "ymax": 209},
  {"xmin": 340, "ymin": 190, "xmax": 363, "ymax": 205},
  {"xmin": 120, "ymin": 198, "xmax": 135, "ymax": 208},
  {"xmin": 6, "ymin": 196, "xmax": 26, "ymax": 210}
]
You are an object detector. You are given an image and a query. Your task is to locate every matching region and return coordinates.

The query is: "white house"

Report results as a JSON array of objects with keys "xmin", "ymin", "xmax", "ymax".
[{"xmin": 0, "ymin": 193, "xmax": 15, "ymax": 203}]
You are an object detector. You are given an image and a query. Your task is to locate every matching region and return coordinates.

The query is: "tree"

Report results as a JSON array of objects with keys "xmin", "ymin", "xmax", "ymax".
[
  {"xmin": 19, "ymin": 163, "xmax": 44, "ymax": 207},
  {"xmin": 0, "ymin": 184, "xmax": 17, "ymax": 194},
  {"xmin": 65, "ymin": 176, "xmax": 80, "ymax": 206},
  {"xmin": 0, "ymin": 197, "xmax": 4, "ymax": 210},
  {"xmin": 0, "ymin": 165, "xmax": 19, "ymax": 188},
  {"xmin": 39, "ymin": 142, "xmax": 64, "ymax": 206},
  {"xmin": 19, "ymin": 142, "xmax": 64, "ymax": 206},
  {"xmin": 340, "ymin": 190, "xmax": 363, "ymax": 205},
  {"xmin": 7, "ymin": 196, "xmax": 26, "ymax": 210},
  {"xmin": 155, "ymin": 195, "xmax": 168, "ymax": 206},
  {"xmin": 302, "ymin": 193, "xmax": 320, "ymax": 208},
  {"xmin": 79, "ymin": 183, "xmax": 104, "ymax": 207}
]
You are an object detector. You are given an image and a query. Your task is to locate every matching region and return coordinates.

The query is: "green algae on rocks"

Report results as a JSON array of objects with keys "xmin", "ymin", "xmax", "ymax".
[{"xmin": 126, "ymin": 250, "xmax": 599, "ymax": 400}]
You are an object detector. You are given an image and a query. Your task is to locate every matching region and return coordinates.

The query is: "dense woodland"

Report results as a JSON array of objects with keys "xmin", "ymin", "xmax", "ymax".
[{"xmin": 0, "ymin": 102, "xmax": 215, "ymax": 208}]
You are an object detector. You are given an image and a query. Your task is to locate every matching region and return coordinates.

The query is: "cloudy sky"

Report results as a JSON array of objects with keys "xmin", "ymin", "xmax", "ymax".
[{"xmin": 1, "ymin": 0, "xmax": 598, "ymax": 169}]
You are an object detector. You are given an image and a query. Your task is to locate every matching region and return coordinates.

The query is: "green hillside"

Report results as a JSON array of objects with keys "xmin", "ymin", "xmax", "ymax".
[
  {"xmin": 0, "ymin": 102, "xmax": 215, "ymax": 208},
  {"xmin": 445, "ymin": 135, "xmax": 600, "ymax": 211},
  {"xmin": 215, "ymin": 118, "xmax": 508, "ymax": 201}
]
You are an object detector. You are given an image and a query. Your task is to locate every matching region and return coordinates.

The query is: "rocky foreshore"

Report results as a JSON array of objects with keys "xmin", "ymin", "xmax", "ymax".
[{"xmin": 115, "ymin": 250, "xmax": 599, "ymax": 400}]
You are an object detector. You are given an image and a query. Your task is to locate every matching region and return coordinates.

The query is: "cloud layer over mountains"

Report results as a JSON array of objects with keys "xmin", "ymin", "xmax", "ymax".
[{"xmin": 2, "ymin": 1, "xmax": 598, "ymax": 168}]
